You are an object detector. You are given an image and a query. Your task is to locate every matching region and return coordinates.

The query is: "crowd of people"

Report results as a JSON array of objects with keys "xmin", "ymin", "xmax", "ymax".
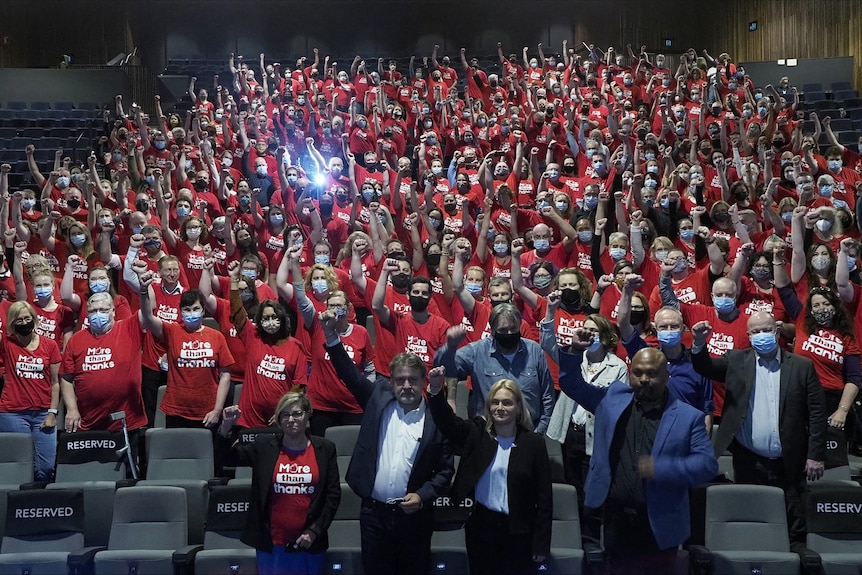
[{"xmin": 1, "ymin": 40, "xmax": 861, "ymax": 574}]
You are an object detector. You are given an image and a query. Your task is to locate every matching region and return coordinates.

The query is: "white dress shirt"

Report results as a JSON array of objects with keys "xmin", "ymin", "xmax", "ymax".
[
  {"xmin": 475, "ymin": 435, "xmax": 515, "ymax": 514},
  {"xmin": 371, "ymin": 399, "xmax": 426, "ymax": 502}
]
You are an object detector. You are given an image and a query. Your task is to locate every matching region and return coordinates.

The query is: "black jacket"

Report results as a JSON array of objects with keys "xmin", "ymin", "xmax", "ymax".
[
  {"xmin": 692, "ymin": 346, "xmax": 827, "ymax": 479},
  {"xmin": 426, "ymin": 390, "xmax": 552, "ymax": 557},
  {"xmin": 221, "ymin": 431, "xmax": 341, "ymax": 553},
  {"xmin": 326, "ymin": 340, "xmax": 455, "ymax": 506}
]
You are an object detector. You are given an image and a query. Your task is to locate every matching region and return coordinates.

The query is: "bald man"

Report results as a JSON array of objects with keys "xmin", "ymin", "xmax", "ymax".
[
  {"xmin": 691, "ymin": 311, "xmax": 827, "ymax": 545},
  {"xmin": 560, "ymin": 335, "xmax": 718, "ymax": 575}
]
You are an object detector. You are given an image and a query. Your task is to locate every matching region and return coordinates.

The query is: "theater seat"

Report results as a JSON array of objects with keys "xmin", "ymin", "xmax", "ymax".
[
  {"xmin": 0, "ymin": 488, "xmax": 85, "ymax": 575},
  {"xmin": 0, "ymin": 433, "xmax": 34, "ymax": 542},
  {"xmin": 325, "ymin": 425, "xmax": 360, "ymax": 482},
  {"xmin": 192, "ymin": 484, "xmax": 256, "ymax": 575},
  {"xmin": 806, "ymin": 481, "xmax": 862, "ymax": 574},
  {"xmin": 54, "ymin": 430, "xmax": 129, "ymax": 482},
  {"xmin": 689, "ymin": 484, "xmax": 800, "ymax": 575}
]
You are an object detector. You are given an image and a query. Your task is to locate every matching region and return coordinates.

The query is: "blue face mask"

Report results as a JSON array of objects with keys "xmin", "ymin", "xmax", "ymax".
[
  {"xmin": 713, "ymin": 296, "xmax": 736, "ymax": 313},
  {"xmin": 584, "ymin": 196, "xmax": 599, "ymax": 209},
  {"xmin": 70, "ymin": 234, "xmax": 87, "ymax": 247},
  {"xmin": 833, "ymin": 199, "xmax": 848, "ymax": 211},
  {"xmin": 35, "ymin": 286, "xmax": 53, "ymax": 300},
  {"xmin": 587, "ymin": 336, "xmax": 603, "ymax": 352},
  {"xmin": 270, "ymin": 214, "xmax": 284, "ymax": 226},
  {"xmin": 311, "ymin": 279, "xmax": 329, "ymax": 293},
  {"xmin": 89, "ymin": 279, "xmax": 110, "ymax": 293},
  {"xmin": 644, "ymin": 153, "xmax": 656, "ymax": 161},
  {"xmin": 673, "ymin": 260, "xmax": 687, "ymax": 274},
  {"xmin": 182, "ymin": 310, "xmax": 203, "ymax": 328},
  {"xmin": 547, "ymin": 169, "xmax": 559, "ymax": 179},
  {"xmin": 578, "ymin": 230, "xmax": 593, "ymax": 243},
  {"xmin": 429, "ymin": 218, "xmax": 441, "ymax": 229},
  {"xmin": 660, "ymin": 197, "xmax": 670, "ymax": 209},
  {"xmin": 592, "ymin": 162, "xmax": 605, "ymax": 172},
  {"xmin": 239, "ymin": 196, "xmax": 251, "ymax": 206},
  {"xmin": 657, "ymin": 329, "xmax": 682, "ymax": 347},
  {"xmin": 176, "ymin": 206, "xmax": 191, "ymax": 218},
  {"xmin": 828, "ymin": 160, "xmax": 842, "ymax": 172},
  {"xmin": 750, "ymin": 332, "xmax": 777, "ymax": 355},
  {"xmin": 314, "ymin": 254, "xmax": 330, "ymax": 265},
  {"xmin": 555, "ymin": 202, "xmax": 568, "ymax": 212},
  {"xmin": 781, "ymin": 211, "xmax": 793, "ymax": 222},
  {"xmin": 334, "ymin": 306, "xmax": 347, "ymax": 319},
  {"xmin": 255, "ymin": 165, "xmax": 267, "ymax": 177},
  {"xmin": 362, "ymin": 190, "xmax": 375, "ymax": 202},
  {"xmin": 533, "ymin": 238, "xmax": 550, "ymax": 252},
  {"xmin": 493, "ymin": 243, "xmax": 509, "ymax": 255},
  {"xmin": 241, "ymin": 269, "xmax": 258, "ymax": 281},
  {"xmin": 57, "ymin": 176, "xmax": 70, "ymax": 188},
  {"xmin": 680, "ymin": 229, "xmax": 695, "ymax": 241},
  {"xmin": 819, "ymin": 185, "xmax": 833, "ymax": 197},
  {"xmin": 287, "ymin": 175, "xmax": 298, "ymax": 186},
  {"xmin": 646, "ymin": 165, "xmax": 659, "ymax": 174},
  {"xmin": 154, "ymin": 140, "xmax": 166, "ymax": 150},
  {"xmin": 609, "ymin": 247, "xmax": 627, "ymax": 260},
  {"xmin": 145, "ymin": 175, "xmax": 156, "ymax": 186},
  {"xmin": 88, "ymin": 311, "xmax": 111, "ymax": 332},
  {"xmin": 848, "ymin": 256, "xmax": 857, "ymax": 271},
  {"xmin": 22, "ymin": 199, "xmax": 36, "ymax": 210},
  {"xmin": 465, "ymin": 283, "xmax": 483, "ymax": 295}
]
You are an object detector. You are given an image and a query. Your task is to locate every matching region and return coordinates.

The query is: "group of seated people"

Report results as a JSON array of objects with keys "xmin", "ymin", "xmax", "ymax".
[{"xmin": 1, "ymin": 40, "xmax": 861, "ymax": 574}]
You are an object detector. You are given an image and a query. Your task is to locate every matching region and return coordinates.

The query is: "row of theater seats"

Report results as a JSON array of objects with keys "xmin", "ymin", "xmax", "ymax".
[{"xmin": 3, "ymin": 478, "xmax": 862, "ymax": 575}]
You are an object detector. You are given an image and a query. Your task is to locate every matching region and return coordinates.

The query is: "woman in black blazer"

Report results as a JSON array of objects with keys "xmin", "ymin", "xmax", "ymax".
[
  {"xmin": 427, "ymin": 367, "xmax": 553, "ymax": 575},
  {"xmin": 218, "ymin": 392, "xmax": 341, "ymax": 575}
]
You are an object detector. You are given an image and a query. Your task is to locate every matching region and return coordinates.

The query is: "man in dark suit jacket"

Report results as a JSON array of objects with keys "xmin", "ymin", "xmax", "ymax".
[
  {"xmin": 560, "ymin": 329, "xmax": 718, "ymax": 575},
  {"xmin": 690, "ymin": 311, "xmax": 827, "ymax": 544},
  {"xmin": 321, "ymin": 311, "xmax": 454, "ymax": 575}
]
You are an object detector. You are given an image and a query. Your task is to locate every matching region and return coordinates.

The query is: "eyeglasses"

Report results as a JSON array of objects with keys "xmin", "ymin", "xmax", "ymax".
[{"xmin": 279, "ymin": 411, "xmax": 306, "ymax": 421}]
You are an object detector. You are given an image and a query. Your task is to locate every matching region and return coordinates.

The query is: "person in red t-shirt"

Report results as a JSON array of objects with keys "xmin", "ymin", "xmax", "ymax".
[
  {"xmin": 218, "ymin": 393, "xmax": 341, "ymax": 573},
  {"xmin": 0, "ymin": 301, "xmax": 62, "ymax": 481},
  {"xmin": 59, "ymin": 292, "xmax": 146, "ymax": 434},
  {"xmin": 227, "ymin": 262, "xmax": 307, "ymax": 429},
  {"xmin": 136, "ymin": 262, "xmax": 234, "ymax": 428}
]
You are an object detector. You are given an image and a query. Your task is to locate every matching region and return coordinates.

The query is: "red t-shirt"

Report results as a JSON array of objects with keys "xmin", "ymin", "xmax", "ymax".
[
  {"xmin": 648, "ymin": 267, "xmax": 711, "ymax": 315},
  {"xmin": 737, "ymin": 277, "xmax": 788, "ymax": 322},
  {"xmin": 0, "ymin": 335, "xmax": 62, "ymax": 412},
  {"xmin": 793, "ymin": 320, "xmax": 860, "ymax": 392},
  {"xmin": 269, "ymin": 443, "xmax": 319, "ymax": 545},
  {"xmin": 33, "ymin": 304, "xmax": 76, "ymax": 348},
  {"xmin": 535, "ymin": 297, "xmax": 588, "ymax": 387},
  {"xmin": 174, "ymin": 242, "xmax": 208, "ymax": 292},
  {"xmin": 384, "ymin": 311, "xmax": 450, "ymax": 372},
  {"xmin": 214, "ymin": 297, "xmax": 247, "ymax": 383},
  {"xmin": 142, "ymin": 286, "xmax": 183, "ymax": 371},
  {"xmin": 60, "ymin": 315, "xmax": 147, "ymax": 431},
  {"xmin": 236, "ymin": 323, "xmax": 307, "ymax": 428},
  {"xmin": 159, "ymin": 322, "xmax": 234, "ymax": 420},
  {"xmin": 307, "ymin": 321, "xmax": 373, "ymax": 414}
]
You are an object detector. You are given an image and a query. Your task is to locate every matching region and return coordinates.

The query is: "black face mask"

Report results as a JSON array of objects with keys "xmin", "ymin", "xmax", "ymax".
[
  {"xmin": 408, "ymin": 295, "xmax": 430, "ymax": 312},
  {"xmin": 490, "ymin": 299, "xmax": 510, "ymax": 308},
  {"xmin": 319, "ymin": 203, "xmax": 333, "ymax": 216},
  {"xmin": 136, "ymin": 200, "xmax": 150, "ymax": 212},
  {"xmin": 493, "ymin": 331, "xmax": 521, "ymax": 349},
  {"xmin": 391, "ymin": 273, "xmax": 411, "ymax": 290},
  {"xmin": 66, "ymin": 198, "xmax": 81, "ymax": 210},
  {"xmin": 14, "ymin": 321, "xmax": 35, "ymax": 336},
  {"xmin": 426, "ymin": 254, "xmax": 441, "ymax": 268},
  {"xmin": 629, "ymin": 310, "xmax": 647, "ymax": 326},
  {"xmin": 388, "ymin": 251, "xmax": 405, "ymax": 260},
  {"xmin": 560, "ymin": 288, "xmax": 581, "ymax": 307},
  {"xmin": 194, "ymin": 179, "xmax": 208, "ymax": 191}
]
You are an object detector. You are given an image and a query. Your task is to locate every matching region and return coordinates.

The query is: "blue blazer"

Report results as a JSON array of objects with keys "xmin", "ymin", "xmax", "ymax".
[{"xmin": 559, "ymin": 350, "xmax": 718, "ymax": 550}]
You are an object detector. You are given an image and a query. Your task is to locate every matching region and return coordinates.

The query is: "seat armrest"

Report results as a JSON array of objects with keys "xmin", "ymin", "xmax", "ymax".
[
  {"xmin": 688, "ymin": 544, "xmax": 712, "ymax": 575},
  {"xmin": 582, "ymin": 540, "xmax": 604, "ymax": 566},
  {"xmin": 18, "ymin": 481, "xmax": 49, "ymax": 490},
  {"xmin": 207, "ymin": 477, "xmax": 230, "ymax": 488},
  {"xmin": 794, "ymin": 545, "xmax": 822, "ymax": 575},
  {"xmin": 115, "ymin": 478, "xmax": 139, "ymax": 489},
  {"xmin": 173, "ymin": 544, "xmax": 204, "ymax": 575},
  {"xmin": 68, "ymin": 546, "xmax": 107, "ymax": 574}
]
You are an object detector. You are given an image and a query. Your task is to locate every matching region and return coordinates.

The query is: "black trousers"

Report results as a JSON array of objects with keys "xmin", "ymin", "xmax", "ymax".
[
  {"xmin": 731, "ymin": 442, "xmax": 807, "ymax": 544},
  {"xmin": 465, "ymin": 503, "xmax": 534, "ymax": 575},
  {"xmin": 141, "ymin": 366, "xmax": 167, "ymax": 428},
  {"xmin": 359, "ymin": 499, "xmax": 434, "ymax": 575},
  {"xmin": 602, "ymin": 502, "xmax": 679, "ymax": 575}
]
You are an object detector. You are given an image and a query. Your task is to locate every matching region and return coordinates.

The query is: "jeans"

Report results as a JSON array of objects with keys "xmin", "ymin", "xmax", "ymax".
[
  {"xmin": 256, "ymin": 548, "xmax": 325, "ymax": 575},
  {"xmin": 0, "ymin": 409, "xmax": 57, "ymax": 481}
]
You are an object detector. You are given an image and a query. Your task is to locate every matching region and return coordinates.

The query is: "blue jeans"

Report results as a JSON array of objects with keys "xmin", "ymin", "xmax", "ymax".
[
  {"xmin": 256, "ymin": 548, "xmax": 324, "ymax": 575},
  {"xmin": 0, "ymin": 410, "xmax": 56, "ymax": 481}
]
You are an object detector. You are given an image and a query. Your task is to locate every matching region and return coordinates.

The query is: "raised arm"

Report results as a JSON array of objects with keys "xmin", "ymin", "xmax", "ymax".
[
  {"xmin": 134, "ymin": 260, "xmax": 164, "ymax": 341},
  {"xmin": 510, "ymin": 239, "xmax": 538, "ymax": 308}
]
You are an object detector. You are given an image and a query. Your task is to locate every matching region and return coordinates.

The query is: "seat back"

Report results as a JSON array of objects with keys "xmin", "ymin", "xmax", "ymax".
[
  {"xmin": 203, "ymin": 484, "xmax": 252, "ymax": 549},
  {"xmin": 326, "ymin": 425, "xmax": 360, "ymax": 481},
  {"xmin": 334, "ymin": 483, "xmax": 362, "ymax": 521},
  {"xmin": 145, "ymin": 428, "xmax": 214, "ymax": 480},
  {"xmin": 46, "ymin": 481, "xmax": 116, "ymax": 547},
  {"xmin": 545, "ymin": 435, "xmax": 566, "ymax": 484},
  {"xmin": 705, "ymin": 484, "xmax": 790, "ymax": 552},
  {"xmin": 551, "ymin": 483, "xmax": 582, "ymax": 548},
  {"xmin": 806, "ymin": 481, "xmax": 862, "ymax": 553},
  {"xmin": 55, "ymin": 430, "xmax": 128, "ymax": 482},
  {"xmin": 108, "ymin": 486, "xmax": 187, "ymax": 550},
  {"xmin": 154, "ymin": 385, "xmax": 167, "ymax": 428},
  {"xmin": 1, "ymin": 488, "xmax": 85, "ymax": 553},
  {"xmin": 0, "ymin": 433, "xmax": 34, "ymax": 484}
]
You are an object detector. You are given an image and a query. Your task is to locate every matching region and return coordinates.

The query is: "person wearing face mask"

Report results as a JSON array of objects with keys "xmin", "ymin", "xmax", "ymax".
[
  {"xmin": 251, "ymin": 184, "xmax": 290, "ymax": 269},
  {"xmin": 223, "ymin": 260, "xmax": 307, "ymax": 429},
  {"xmin": 0, "ymin": 302, "xmax": 63, "ymax": 482},
  {"xmin": 59, "ymin": 291, "xmax": 146, "ymax": 439},
  {"xmin": 136, "ymin": 263, "xmax": 234, "ymax": 430},
  {"xmin": 560, "ymin": 337, "xmax": 717, "ymax": 574},
  {"xmin": 646, "ymin": 245, "xmax": 723, "ymax": 315},
  {"xmin": 435, "ymin": 303, "xmax": 553, "ymax": 432},
  {"xmin": 284, "ymin": 246, "xmax": 374, "ymax": 435},
  {"xmin": 11, "ymin": 244, "xmax": 75, "ymax": 347},
  {"xmin": 590, "ymin": 259, "xmax": 635, "ymax": 321},
  {"xmin": 244, "ymin": 154, "xmax": 277, "ymax": 207},
  {"xmin": 371, "ymin": 260, "xmax": 450, "ymax": 376},
  {"xmin": 728, "ymin": 243, "xmax": 791, "ymax": 325},
  {"xmin": 618, "ymin": 274, "xmax": 713, "ymax": 428},
  {"xmin": 61, "ymin": 258, "xmax": 132, "ymax": 330},
  {"xmin": 789, "ymin": 204, "xmax": 841, "ymax": 293},
  {"xmin": 660, "ymin": 261, "xmax": 751, "ymax": 419},
  {"xmin": 161, "ymin": 206, "xmax": 210, "ymax": 288},
  {"xmin": 692, "ymin": 312, "xmax": 827, "ymax": 546}
]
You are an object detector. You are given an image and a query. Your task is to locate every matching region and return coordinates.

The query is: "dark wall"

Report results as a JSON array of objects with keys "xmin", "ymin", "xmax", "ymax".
[
  {"xmin": 0, "ymin": 69, "xmax": 126, "ymax": 107},
  {"xmin": 740, "ymin": 57, "xmax": 854, "ymax": 93}
]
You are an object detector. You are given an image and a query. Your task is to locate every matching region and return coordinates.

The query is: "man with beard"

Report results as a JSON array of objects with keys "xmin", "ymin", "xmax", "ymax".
[
  {"xmin": 321, "ymin": 311, "xmax": 454, "ymax": 575},
  {"xmin": 559, "ymin": 339, "xmax": 718, "ymax": 574},
  {"xmin": 434, "ymin": 304, "xmax": 554, "ymax": 433}
]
